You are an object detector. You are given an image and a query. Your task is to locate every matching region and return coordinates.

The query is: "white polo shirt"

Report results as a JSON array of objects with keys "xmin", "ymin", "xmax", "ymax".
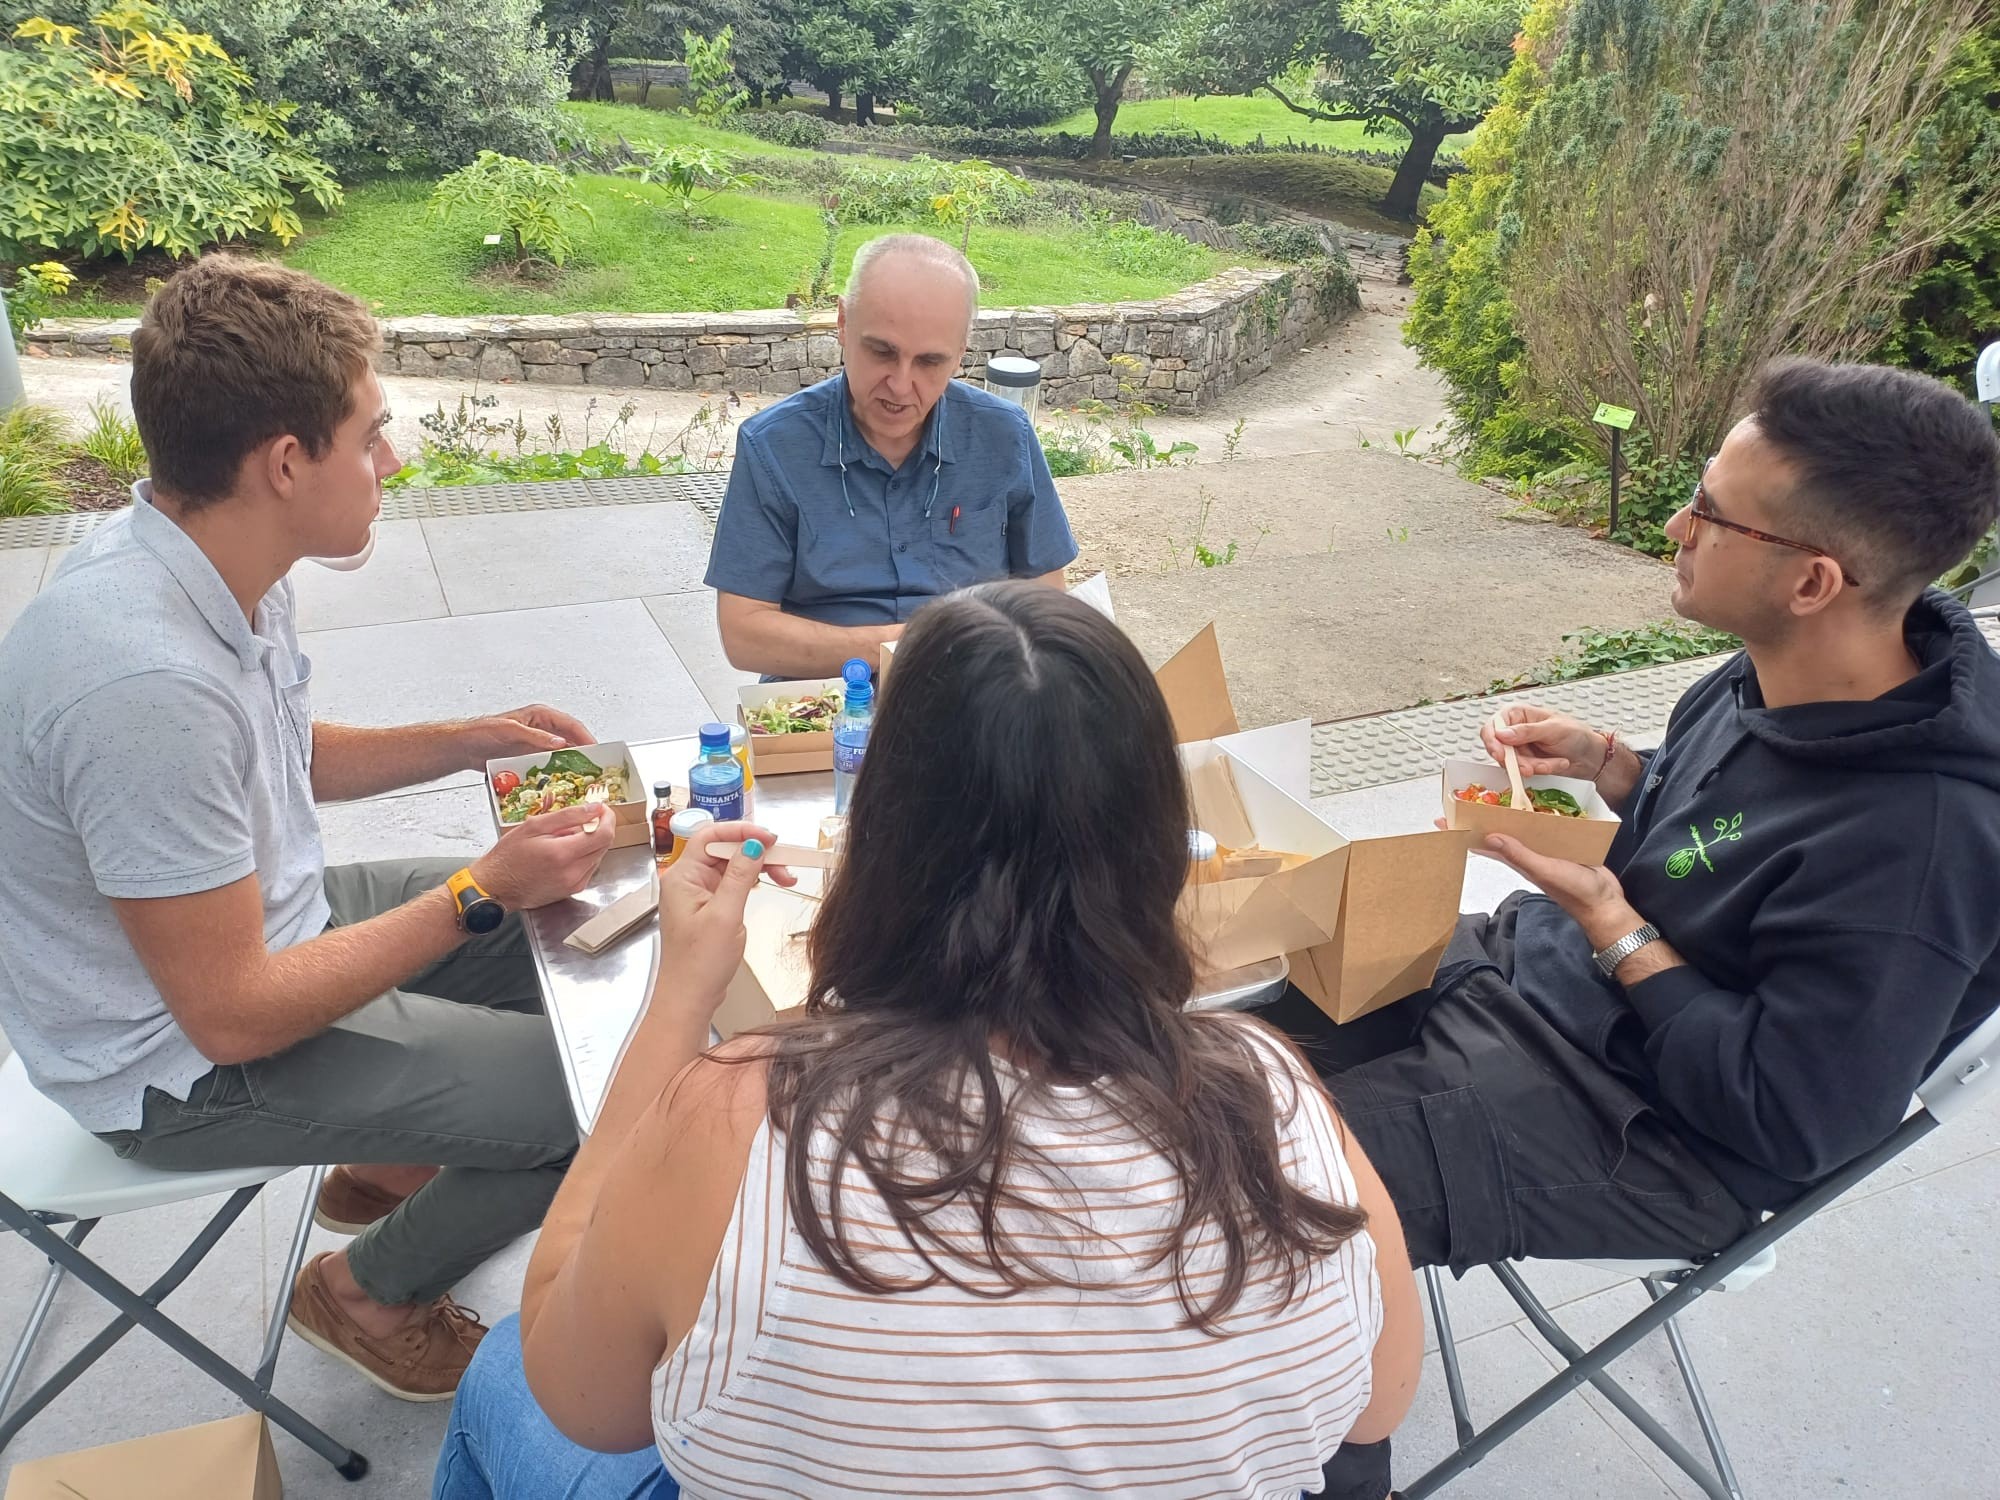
[{"xmin": 0, "ymin": 485, "xmax": 330, "ymax": 1131}]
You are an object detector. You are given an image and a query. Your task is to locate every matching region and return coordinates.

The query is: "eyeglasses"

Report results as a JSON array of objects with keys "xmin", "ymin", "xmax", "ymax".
[{"xmin": 1686, "ymin": 459, "xmax": 1859, "ymax": 588}]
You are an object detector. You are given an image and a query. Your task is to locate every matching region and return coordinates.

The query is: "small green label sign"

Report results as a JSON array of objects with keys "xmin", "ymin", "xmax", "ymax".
[{"xmin": 1593, "ymin": 402, "xmax": 1637, "ymax": 430}]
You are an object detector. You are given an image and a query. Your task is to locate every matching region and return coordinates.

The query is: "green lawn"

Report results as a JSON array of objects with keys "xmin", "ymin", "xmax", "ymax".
[
  {"xmin": 1053, "ymin": 153, "xmax": 1440, "ymax": 236},
  {"xmin": 560, "ymin": 101, "xmax": 816, "ymax": 159},
  {"xmin": 274, "ymin": 174, "xmax": 1226, "ymax": 316},
  {"xmin": 1044, "ymin": 95, "xmax": 1472, "ymax": 157}
]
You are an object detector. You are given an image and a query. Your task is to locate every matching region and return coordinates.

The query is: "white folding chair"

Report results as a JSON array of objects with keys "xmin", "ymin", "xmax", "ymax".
[
  {"xmin": 1407, "ymin": 1004, "xmax": 2000, "ymax": 1499},
  {"xmin": 0, "ymin": 1054, "xmax": 366, "ymax": 1479}
]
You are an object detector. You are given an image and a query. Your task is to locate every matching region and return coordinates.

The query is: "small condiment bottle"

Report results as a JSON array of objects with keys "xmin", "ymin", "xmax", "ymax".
[
  {"xmin": 662, "ymin": 807, "xmax": 715, "ymax": 869},
  {"xmin": 1186, "ymin": 829, "xmax": 1225, "ymax": 885},
  {"xmin": 651, "ymin": 782, "xmax": 678, "ymax": 862}
]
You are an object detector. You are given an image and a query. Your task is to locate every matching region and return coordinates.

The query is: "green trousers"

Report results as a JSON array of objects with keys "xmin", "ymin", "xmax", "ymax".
[{"xmin": 98, "ymin": 859, "xmax": 578, "ymax": 1305}]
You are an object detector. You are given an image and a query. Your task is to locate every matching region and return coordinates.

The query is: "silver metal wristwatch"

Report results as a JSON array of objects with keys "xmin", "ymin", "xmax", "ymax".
[{"xmin": 1593, "ymin": 923, "xmax": 1662, "ymax": 978}]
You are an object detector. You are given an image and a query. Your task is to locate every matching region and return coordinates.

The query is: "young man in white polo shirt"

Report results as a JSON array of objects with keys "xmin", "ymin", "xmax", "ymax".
[{"xmin": 0, "ymin": 257, "xmax": 615, "ymax": 1400}]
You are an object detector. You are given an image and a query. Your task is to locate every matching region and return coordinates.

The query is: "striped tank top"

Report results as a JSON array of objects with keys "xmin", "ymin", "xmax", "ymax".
[{"xmin": 650, "ymin": 1026, "xmax": 1384, "ymax": 1499}]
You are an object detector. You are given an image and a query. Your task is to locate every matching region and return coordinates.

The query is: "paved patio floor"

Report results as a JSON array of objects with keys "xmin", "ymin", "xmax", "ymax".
[{"xmin": 2, "ymin": 496, "xmax": 1996, "ymax": 1498}]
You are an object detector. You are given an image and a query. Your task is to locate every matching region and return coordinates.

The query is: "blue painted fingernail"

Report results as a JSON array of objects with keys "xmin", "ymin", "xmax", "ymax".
[{"xmin": 742, "ymin": 838, "xmax": 765, "ymax": 859}]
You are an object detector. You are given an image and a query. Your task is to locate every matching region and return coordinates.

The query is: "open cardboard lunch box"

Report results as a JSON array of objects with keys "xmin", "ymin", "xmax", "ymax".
[
  {"xmin": 710, "ymin": 610, "xmax": 1472, "ymax": 1036},
  {"xmin": 483, "ymin": 740, "xmax": 649, "ymax": 850},
  {"xmin": 1441, "ymin": 757, "xmax": 1621, "ymax": 865},
  {"xmin": 737, "ymin": 679, "xmax": 844, "ymax": 776}
]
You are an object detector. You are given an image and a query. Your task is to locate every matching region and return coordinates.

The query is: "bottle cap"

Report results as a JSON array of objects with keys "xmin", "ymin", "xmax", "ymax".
[
  {"xmin": 669, "ymin": 808, "xmax": 716, "ymax": 838},
  {"xmin": 651, "ymin": 781, "xmax": 674, "ymax": 801},
  {"xmin": 1187, "ymin": 829, "xmax": 1219, "ymax": 863},
  {"xmin": 842, "ymin": 657, "xmax": 874, "ymax": 705},
  {"xmin": 698, "ymin": 721, "xmax": 731, "ymax": 749},
  {"xmin": 728, "ymin": 724, "xmax": 748, "ymax": 748}
]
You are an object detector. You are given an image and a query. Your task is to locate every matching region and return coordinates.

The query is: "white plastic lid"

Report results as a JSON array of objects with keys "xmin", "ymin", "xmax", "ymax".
[{"xmin": 985, "ymin": 356, "xmax": 1043, "ymax": 389}]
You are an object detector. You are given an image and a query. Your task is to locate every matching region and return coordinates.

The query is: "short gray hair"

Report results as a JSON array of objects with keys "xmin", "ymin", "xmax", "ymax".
[{"xmin": 845, "ymin": 234, "xmax": 981, "ymax": 337}]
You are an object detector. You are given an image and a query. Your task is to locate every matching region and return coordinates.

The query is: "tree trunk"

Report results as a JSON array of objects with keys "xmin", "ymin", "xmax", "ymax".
[
  {"xmin": 1381, "ymin": 121, "xmax": 1449, "ymax": 222},
  {"xmin": 637, "ymin": 69, "xmax": 653, "ymax": 106},
  {"xmin": 569, "ymin": 30, "xmax": 615, "ymax": 102},
  {"xmin": 826, "ymin": 84, "xmax": 843, "ymax": 119},
  {"xmin": 1088, "ymin": 62, "xmax": 1135, "ymax": 160},
  {"xmin": 856, "ymin": 91, "xmax": 876, "ymax": 126}
]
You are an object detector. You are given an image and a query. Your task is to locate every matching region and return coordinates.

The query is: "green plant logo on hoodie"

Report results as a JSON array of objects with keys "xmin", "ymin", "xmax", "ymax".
[{"xmin": 1667, "ymin": 813, "xmax": 1744, "ymax": 879}]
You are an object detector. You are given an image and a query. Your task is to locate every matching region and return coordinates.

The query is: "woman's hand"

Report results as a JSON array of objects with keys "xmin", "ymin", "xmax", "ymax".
[{"xmin": 653, "ymin": 820, "xmax": 797, "ymax": 1014}]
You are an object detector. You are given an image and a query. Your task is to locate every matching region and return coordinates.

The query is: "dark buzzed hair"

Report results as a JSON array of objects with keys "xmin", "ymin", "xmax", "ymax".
[{"xmin": 1751, "ymin": 359, "xmax": 2000, "ymax": 604}]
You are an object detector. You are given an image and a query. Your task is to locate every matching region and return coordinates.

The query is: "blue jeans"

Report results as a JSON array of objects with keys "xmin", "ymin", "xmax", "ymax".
[{"xmin": 433, "ymin": 1314, "xmax": 678, "ymax": 1500}]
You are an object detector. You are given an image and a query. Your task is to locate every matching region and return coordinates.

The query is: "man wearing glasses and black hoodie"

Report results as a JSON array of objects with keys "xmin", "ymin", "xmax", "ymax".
[{"xmin": 1264, "ymin": 356, "xmax": 2000, "ymax": 1499}]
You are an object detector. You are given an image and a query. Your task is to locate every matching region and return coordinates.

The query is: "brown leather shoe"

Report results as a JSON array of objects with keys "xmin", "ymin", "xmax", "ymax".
[
  {"xmin": 286, "ymin": 1252, "xmax": 486, "ymax": 1402},
  {"xmin": 314, "ymin": 1166, "xmax": 415, "ymax": 1235}
]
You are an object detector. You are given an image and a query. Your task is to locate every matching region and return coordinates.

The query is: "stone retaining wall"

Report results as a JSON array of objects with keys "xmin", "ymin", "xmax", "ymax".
[{"xmin": 26, "ymin": 264, "xmax": 1356, "ymax": 413}]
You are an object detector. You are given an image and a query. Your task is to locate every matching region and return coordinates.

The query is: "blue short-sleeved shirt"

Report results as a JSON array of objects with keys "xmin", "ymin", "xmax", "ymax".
[{"xmin": 703, "ymin": 374, "xmax": 1079, "ymax": 625}]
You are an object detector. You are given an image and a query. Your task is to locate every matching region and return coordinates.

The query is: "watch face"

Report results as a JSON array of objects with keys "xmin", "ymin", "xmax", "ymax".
[{"xmin": 463, "ymin": 898, "xmax": 506, "ymax": 935}]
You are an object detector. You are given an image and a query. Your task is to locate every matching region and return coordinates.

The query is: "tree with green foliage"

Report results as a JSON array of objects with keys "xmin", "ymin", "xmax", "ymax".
[
  {"xmin": 0, "ymin": 0, "xmax": 569, "ymax": 176},
  {"xmin": 428, "ymin": 151, "xmax": 593, "ymax": 266},
  {"xmin": 545, "ymin": 0, "xmax": 788, "ymax": 105},
  {"xmin": 1159, "ymin": 0, "xmax": 1524, "ymax": 220},
  {"xmin": 898, "ymin": 0, "xmax": 1177, "ymax": 154},
  {"xmin": 1873, "ymin": 19, "xmax": 2000, "ymax": 407},
  {"xmin": 780, "ymin": 0, "xmax": 908, "ymax": 124},
  {"xmin": 681, "ymin": 25, "xmax": 746, "ymax": 119},
  {"xmin": 1404, "ymin": 0, "xmax": 1567, "ymax": 476},
  {"xmin": 0, "ymin": 3, "xmax": 340, "ymax": 260}
]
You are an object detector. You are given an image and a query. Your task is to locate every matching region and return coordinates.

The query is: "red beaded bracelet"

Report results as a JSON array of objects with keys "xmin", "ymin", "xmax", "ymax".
[{"xmin": 1593, "ymin": 730, "xmax": 1619, "ymax": 782}]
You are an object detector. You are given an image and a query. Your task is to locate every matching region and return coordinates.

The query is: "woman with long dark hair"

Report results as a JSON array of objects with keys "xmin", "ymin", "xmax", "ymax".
[{"xmin": 434, "ymin": 581, "xmax": 1420, "ymax": 1500}]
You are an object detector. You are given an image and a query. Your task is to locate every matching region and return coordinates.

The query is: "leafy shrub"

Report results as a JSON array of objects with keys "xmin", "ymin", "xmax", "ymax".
[
  {"xmin": 428, "ymin": 152, "xmax": 593, "ymax": 267},
  {"xmin": 0, "ymin": 404, "xmax": 68, "ymax": 518},
  {"xmin": 183, "ymin": 0, "xmax": 565, "ymax": 177},
  {"xmin": 616, "ymin": 144, "xmax": 758, "ymax": 225},
  {"xmin": 729, "ymin": 109, "xmax": 829, "ymax": 149},
  {"xmin": 1084, "ymin": 215, "xmax": 1209, "ymax": 280},
  {"xmin": 925, "ymin": 159, "xmax": 1030, "ymax": 253},
  {"xmin": 78, "ymin": 399, "xmax": 147, "ymax": 481},
  {"xmin": 386, "ymin": 393, "xmax": 738, "ymax": 488},
  {"xmin": 682, "ymin": 28, "xmax": 747, "ymax": 123},
  {"xmin": 0, "ymin": 3, "xmax": 340, "ymax": 261},
  {"xmin": 1235, "ymin": 222, "xmax": 1326, "ymax": 262},
  {"xmin": 1503, "ymin": 622, "xmax": 1741, "ymax": 691},
  {"xmin": 3, "ymin": 260, "xmax": 74, "ymax": 340}
]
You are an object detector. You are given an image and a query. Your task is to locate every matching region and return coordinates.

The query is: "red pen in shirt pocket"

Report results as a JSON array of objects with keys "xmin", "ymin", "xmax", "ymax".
[{"xmin": 949, "ymin": 504, "xmax": 961, "ymax": 535}]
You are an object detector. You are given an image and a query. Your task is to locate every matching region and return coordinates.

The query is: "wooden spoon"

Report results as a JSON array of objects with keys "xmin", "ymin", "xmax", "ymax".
[{"xmin": 1494, "ymin": 711, "xmax": 1532, "ymax": 813}]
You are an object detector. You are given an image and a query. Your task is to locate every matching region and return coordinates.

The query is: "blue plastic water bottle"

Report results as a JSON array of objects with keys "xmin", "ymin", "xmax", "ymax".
[
  {"xmin": 832, "ymin": 658, "xmax": 874, "ymax": 815},
  {"xmin": 688, "ymin": 722, "xmax": 746, "ymax": 822}
]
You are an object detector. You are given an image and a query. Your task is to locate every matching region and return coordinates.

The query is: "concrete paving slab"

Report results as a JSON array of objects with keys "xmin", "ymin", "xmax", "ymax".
[
  {"xmin": 421, "ymin": 500, "xmax": 711, "ymax": 617},
  {"xmin": 298, "ymin": 600, "xmax": 712, "ymax": 795},
  {"xmin": 1541, "ymin": 1149, "xmax": 2000, "ymax": 1500},
  {"xmin": 1393, "ymin": 1324, "xmax": 1682, "ymax": 1499},
  {"xmin": 643, "ymin": 590, "xmax": 758, "ymax": 723},
  {"xmin": 317, "ymin": 783, "xmax": 496, "ymax": 868},
  {"xmin": 287, "ymin": 520, "xmax": 448, "ymax": 633},
  {"xmin": 0, "ymin": 546, "xmax": 48, "ymax": 641}
]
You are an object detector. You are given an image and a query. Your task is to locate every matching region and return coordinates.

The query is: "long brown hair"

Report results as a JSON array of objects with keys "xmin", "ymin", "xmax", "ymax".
[{"xmin": 762, "ymin": 582, "xmax": 1365, "ymax": 1330}]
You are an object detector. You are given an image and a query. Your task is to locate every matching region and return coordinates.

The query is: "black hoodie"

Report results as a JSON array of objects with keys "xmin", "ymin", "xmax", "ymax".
[{"xmin": 1499, "ymin": 591, "xmax": 2000, "ymax": 1210}]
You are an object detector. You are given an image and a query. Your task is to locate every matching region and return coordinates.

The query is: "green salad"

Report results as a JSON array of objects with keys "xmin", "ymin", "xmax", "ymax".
[
  {"xmin": 1503, "ymin": 787, "xmax": 1586, "ymax": 818},
  {"xmin": 494, "ymin": 749, "xmax": 628, "ymax": 823},
  {"xmin": 744, "ymin": 685, "xmax": 842, "ymax": 735}
]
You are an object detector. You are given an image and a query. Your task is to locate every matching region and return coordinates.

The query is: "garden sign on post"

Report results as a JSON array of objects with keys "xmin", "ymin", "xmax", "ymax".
[{"xmin": 1593, "ymin": 401, "xmax": 1636, "ymax": 538}]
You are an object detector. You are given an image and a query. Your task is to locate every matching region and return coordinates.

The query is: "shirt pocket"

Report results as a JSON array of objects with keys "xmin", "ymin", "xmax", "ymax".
[
  {"xmin": 930, "ymin": 493, "xmax": 1009, "ymax": 584},
  {"xmin": 279, "ymin": 651, "xmax": 315, "ymax": 778}
]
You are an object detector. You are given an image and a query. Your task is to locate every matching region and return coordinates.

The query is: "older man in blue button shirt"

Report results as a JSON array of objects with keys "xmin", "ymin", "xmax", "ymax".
[{"xmin": 706, "ymin": 234, "xmax": 1079, "ymax": 679}]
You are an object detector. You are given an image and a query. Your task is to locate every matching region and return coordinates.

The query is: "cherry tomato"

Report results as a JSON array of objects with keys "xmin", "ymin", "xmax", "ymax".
[
  {"xmin": 1480, "ymin": 790, "xmax": 1503, "ymax": 805},
  {"xmin": 491, "ymin": 770, "xmax": 521, "ymax": 798}
]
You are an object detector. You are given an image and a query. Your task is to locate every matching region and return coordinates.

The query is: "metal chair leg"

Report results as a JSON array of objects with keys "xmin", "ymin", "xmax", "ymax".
[
  {"xmin": 1421, "ymin": 1267, "xmax": 1476, "ymax": 1446},
  {"xmin": 1646, "ymin": 1279, "xmax": 1747, "ymax": 1500},
  {"xmin": 256, "ymin": 1165, "xmax": 325, "ymax": 1390},
  {"xmin": 0, "ymin": 1188, "xmax": 367, "ymax": 1481},
  {"xmin": 0, "ymin": 1220, "xmax": 94, "ymax": 1418}
]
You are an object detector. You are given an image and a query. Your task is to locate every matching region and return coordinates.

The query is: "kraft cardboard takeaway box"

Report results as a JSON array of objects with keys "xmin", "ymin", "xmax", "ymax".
[
  {"xmin": 1155, "ymin": 640, "xmax": 1472, "ymax": 1024},
  {"xmin": 4, "ymin": 1413, "xmax": 281, "ymax": 1500},
  {"xmin": 1441, "ymin": 757, "xmax": 1621, "ymax": 865},
  {"xmin": 484, "ymin": 741, "xmax": 648, "ymax": 850},
  {"xmin": 713, "ymin": 618, "xmax": 1470, "ymax": 1034}
]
